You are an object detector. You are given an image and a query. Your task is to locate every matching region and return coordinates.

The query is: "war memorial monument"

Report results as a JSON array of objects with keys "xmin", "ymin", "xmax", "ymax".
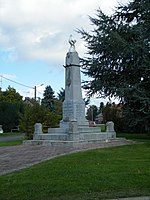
[{"xmin": 25, "ymin": 36, "xmax": 116, "ymax": 146}]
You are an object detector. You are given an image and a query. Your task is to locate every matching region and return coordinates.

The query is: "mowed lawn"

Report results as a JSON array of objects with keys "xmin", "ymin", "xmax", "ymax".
[{"xmin": 0, "ymin": 141, "xmax": 150, "ymax": 200}]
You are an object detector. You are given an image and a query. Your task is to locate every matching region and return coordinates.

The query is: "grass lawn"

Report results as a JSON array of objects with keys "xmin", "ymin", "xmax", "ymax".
[
  {"xmin": 0, "ymin": 140, "xmax": 23, "ymax": 146},
  {"xmin": 0, "ymin": 141, "xmax": 150, "ymax": 200},
  {"xmin": 117, "ymin": 133, "xmax": 150, "ymax": 143},
  {"xmin": 0, "ymin": 132, "xmax": 24, "ymax": 146}
]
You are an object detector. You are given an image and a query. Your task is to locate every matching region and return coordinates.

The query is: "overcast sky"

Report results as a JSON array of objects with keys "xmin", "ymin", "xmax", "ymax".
[{"xmin": 0, "ymin": 0, "xmax": 129, "ymax": 105}]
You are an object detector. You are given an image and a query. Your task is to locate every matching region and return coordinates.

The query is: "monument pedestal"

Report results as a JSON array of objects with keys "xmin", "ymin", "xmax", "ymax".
[{"xmin": 26, "ymin": 116, "xmax": 115, "ymax": 147}]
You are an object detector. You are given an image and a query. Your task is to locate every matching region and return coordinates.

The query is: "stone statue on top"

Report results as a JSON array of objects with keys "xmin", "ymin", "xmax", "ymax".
[{"xmin": 69, "ymin": 34, "xmax": 76, "ymax": 52}]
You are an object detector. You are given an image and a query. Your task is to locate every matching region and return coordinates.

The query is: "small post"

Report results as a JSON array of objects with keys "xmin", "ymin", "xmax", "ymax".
[
  {"xmin": 34, "ymin": 123, "xmax": 43, "ymax": 139},
  {"xmin": 106, "ymin": 121, "xmax": 116, "ymax": 140}
]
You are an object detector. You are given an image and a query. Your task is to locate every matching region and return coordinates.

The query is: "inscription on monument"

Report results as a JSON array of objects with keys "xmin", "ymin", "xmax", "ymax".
[
  {"xmin": 63, "ymin": 101, "xmax": 74, "ymax": 120},
  {"xmin": 76, "ymin": 104, "xmax": 84, "ymax": 117}
]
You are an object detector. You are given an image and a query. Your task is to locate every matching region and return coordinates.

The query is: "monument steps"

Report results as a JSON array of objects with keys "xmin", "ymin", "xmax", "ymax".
[
  {"xmin": 79, "ymin": 133, "xmax": 107, "ymax": 141},
  {"xmin": 33, "ymin": 131, "xmax": 115, "ymax": 142},
  {"xmin": 35, "ymin": 133, "xmax": 68, "ymax": 141},
  {"xmin": 48, "ymin": 128, "xmax": 67, "ymax": 134},
  {"xmin": 78, "ymin": 127, "xmax": 101, "ymax": 133}
]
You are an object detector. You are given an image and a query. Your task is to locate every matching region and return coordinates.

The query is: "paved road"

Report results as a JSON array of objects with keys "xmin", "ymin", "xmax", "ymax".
[{"xmin": 0, "ymin": 134, "xmax": 25, "ymax": 142}]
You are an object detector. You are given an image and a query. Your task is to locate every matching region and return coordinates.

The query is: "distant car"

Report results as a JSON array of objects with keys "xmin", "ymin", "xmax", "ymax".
[{"xmin": 89, "ymin": 121, "xmax": 96, "ymax": 127}]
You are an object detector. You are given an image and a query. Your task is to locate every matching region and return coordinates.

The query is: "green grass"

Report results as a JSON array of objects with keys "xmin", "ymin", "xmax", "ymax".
[
  {"xmin": 0, "ymin": 140, "xmax": 23, "ymax": 146},
  {"xmin": 97, "ymin": 124, "xmax": 106, "ymax": 132},
  {"xmin": 0, "ymin": 143, "xmax": 150, "ymax": 200},
  {"xmin": 117, "ymin": 133, "xmax": 150, "ymax": 143}
]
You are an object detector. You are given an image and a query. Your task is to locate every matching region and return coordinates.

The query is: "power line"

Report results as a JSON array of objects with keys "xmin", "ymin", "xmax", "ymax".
[{"xmin": 0, "ymin": 75, "xmax": 34, "ymax": 89}]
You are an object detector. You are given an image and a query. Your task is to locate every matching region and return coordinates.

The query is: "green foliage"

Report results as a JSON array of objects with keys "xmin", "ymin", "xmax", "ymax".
[
  {"xmin": 0, "ymin": 86, "xmax": 23, "ymax": 132},
  {"xmin": 0, "ymin": 86, "xmax": 22, "ymax": 102},
  {"xmin": 97, "ymin": 124, "xmax": 106, "ymax": 132},
  {"xmin": 79, "ymin": 0, "xmax": 150, "ymax": 133},
  {"xmin": 43, "ymin": 111, "xmax": 61, "ymax": 128},
  {"xmin": 42, "ymin": 85, "xmax": 64, "ymax": 118},
  {"xmin": 102, "ymin": 103, "xmax": 124, "ymax": 132},
  {"xmin": 41, "ymin": 85, "xmax": 55, "ymax": 111},
  {"xmin": 20, "ymin": 103, "xmax": 60, "ymax": 139},
  {"xmin": 86, "ymin": 105, "xmax": 98, "ymax": 121},
  {"xmin": 0, "ymin": 86, "xmax": 62, "ymax": 136},
  {"xmin": 57, "ymin": 87, "xmax": 65, "ymax": 102},
  {"xmin": 0, "ymin": 102, "xmax": 23, "ymax": 132},
  {"xmin": 0, "ymin": 143, "xmax": 150, "ymax": 199},
  {"xmin": 99, "ymin": 102, "xmax": 104, "ymax": 113}
]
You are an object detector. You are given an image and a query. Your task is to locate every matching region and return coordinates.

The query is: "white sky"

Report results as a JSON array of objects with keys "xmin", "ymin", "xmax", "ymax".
[{"xmin": 0, "ymin": 0, "xmax": 130, "ymax": 106}]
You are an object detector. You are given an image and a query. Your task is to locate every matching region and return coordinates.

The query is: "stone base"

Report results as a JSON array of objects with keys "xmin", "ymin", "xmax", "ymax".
[
  {"xmin": 23, "ymin": 138, "xmax": 128, "ymax": 147},
  {"xmin": 29, "ymin": 121, "xmax": 116, "ymax": 147},
  {"xmin": 25, "ymin": 131, "xmax": 116, "ymax": 147},
  {"xmin": 33, "ymin": 126, "xmax": 115, "ymax": 142}
]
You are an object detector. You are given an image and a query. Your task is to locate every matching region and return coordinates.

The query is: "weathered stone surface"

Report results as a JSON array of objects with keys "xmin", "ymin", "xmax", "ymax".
[
  {"xmin": 106, "ymin": 121, "xmax": 116, "ymax": 138},
  {"xmin": 62, "ymin": 50, "xmax": 88, "ymax": 127}
]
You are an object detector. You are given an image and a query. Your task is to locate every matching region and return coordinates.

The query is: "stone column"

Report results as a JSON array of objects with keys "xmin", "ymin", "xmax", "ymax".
[
  {"xmin": 61, "ymin": 38, "xmax": 88, "ymax": 128},
  {"xmin": 34, "ymin": 123, "xmax": 43, "ymax": 139},
  {"xmin": 106, "ymin": 121, "xmax": 116, "ymax": 139}
]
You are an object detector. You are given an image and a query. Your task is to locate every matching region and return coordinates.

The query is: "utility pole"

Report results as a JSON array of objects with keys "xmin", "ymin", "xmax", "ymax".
[
  {"xmin": 34, "ymin": 86, "xmax": 36, "ymax": 100},
  {"xmin": 34, "ymin": 84, "xmax": 43, "ymax": 100},
  {"xmin": 0, "ymin": 75, "xmax": 2, "ymax": 91}
]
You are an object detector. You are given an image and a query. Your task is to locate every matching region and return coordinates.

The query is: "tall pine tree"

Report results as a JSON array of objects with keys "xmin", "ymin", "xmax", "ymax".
[
  {"xmin": 41, "ymin": 86, "xmax": 55, "ymax": 112},
  {"xmin": 79, "ymin": 0, "xmax": 150, "ymax": 133}
]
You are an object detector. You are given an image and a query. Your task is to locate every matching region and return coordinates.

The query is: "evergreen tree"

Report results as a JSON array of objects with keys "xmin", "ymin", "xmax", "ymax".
[
  {"xmin": 99, "ymin": 102, "xmax": 104, "ymax": 113},
  {"xmin": 41, "ymin": 86, "xmax": 55, "ymax": 111},
  {"xmin": 57, "ymin": 88, "xmax": 65, "ymax": 102},
  {"xmin": 79, "ymin": 0, "xmax": 150, "ymax": 133}
]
